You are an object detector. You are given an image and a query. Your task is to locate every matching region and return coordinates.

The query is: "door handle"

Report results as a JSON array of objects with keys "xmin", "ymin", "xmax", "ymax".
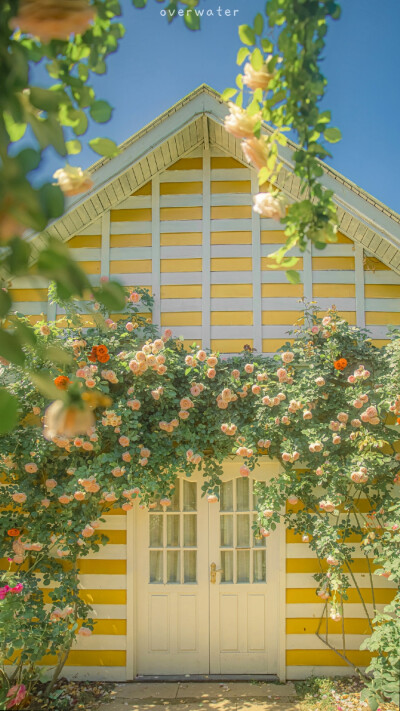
[{"xmin": 210, "ymin": 562, "xmax": 223, "ymax": 584}]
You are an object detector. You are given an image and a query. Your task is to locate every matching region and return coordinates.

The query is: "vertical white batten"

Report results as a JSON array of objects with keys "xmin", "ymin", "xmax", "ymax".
[
  {"xmin": 303, "ymin": 244, "xmax": 313, "ymax": 302},
  {"xmin": 355, "ymin": 243, "xmax": 366, "ymax": 327},
  {"xmin": 125, "ymin": 508, "xmax": 135, "ymax": 681},
  {"xmin": 202, "ymin": 138, "xmax": 211, "ymax": 349},
  {"xmin": 151, "ymin": 175, "xmax": 161, "ymax": 330},
  {"xmin": 251, "ymin": 173, "xmax": 262, "ymax": 354},
  {"xmin": 278, "ymin": 519, "xmax": 287, "ymax": 682},
  {"xmin": 47, "ymin": 288, "xmax": 57, "ymax": 322},
  {"xmin": 100, "ymin": 211, "xmax": 111, "ymax": 279}
]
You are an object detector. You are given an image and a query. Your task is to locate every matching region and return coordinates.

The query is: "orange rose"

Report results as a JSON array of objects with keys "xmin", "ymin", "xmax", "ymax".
[
  {"xmin": 54, "ymin": 376, "xmax": 71, "ymax": 390},
  {"xmin": 97, "ymin": 353, "xmax": 110, "ymax": 364},
  {"xmin": 334, "ymin": 358, "xmax": 348, "ymax": 371},
  {"xmin": 7, "ymin": 529, "xmax": 20, "ymax": 537},
  {"xmin": 96, "ymin": 345, "xmax": 108, "ymax": 357}
]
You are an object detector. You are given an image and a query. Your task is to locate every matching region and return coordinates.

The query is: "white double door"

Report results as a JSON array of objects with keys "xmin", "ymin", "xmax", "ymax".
[{"xmin": 135, "ymin": 468, "xmax": 281, "ymax": 676}]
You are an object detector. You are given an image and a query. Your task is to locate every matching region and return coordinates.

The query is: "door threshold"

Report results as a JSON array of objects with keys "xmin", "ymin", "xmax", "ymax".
[{"xmin": 134, "ymin": 675, "xmax": 278, "ymax": 682}]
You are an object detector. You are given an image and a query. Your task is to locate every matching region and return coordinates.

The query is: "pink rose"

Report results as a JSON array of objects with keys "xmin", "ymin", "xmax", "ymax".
[
  {"xmin": 24, "ymin": 462, "xmax": 38, "ymax": 473},
  {"xmin": 126, "ymin": 322, "xmax": 134, "ymax": 332}
]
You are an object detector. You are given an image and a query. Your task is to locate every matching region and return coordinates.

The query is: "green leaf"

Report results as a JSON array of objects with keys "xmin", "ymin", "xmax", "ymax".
[
  {"xmin": 254, "ymin": 13, "xmax": 264, "ymax": 35},
  {"xmin": 0, "ymin": 331, "xmax": 26, "ymax": 366},
  {"xmin": 261, "ymin": 38, "xmax": 273, "ymax": 52},
  {"xmin": 0, "ymin": 290, "xmax": 12, "ymax": 318},
  {"xmin": 38, "ymin": 184, "xmax": 64, "ymax": 221},
  {"xmin": 236, "ymin": 74, "xmax": 243, "ymax": 90},
  {"xmin": 184, "ymin": 8, "xmax": 200, "ymax": 30},
  {"xmin": 237, "ymin": 47, "xmax": 250, "ymax": 65},
  {"xmin": 5, "ymin": 237, "xmax": 31, "ymax": 276},
  {"xmin": 324, "ymin": 127, "xmax": 342, "ymax": 143},
  {"xmin": 4, "ymin": 112, "xmax": 27, "ymax": 142},
  {"xmin": 66, "ymin": 139, "xmax": 82, "ymax": 155},
  {"xmin": 132, "ymin": 0, "xmax": 147, "ymax": 6},
  {"xmin": 89, "ymin": 100, "xmax": 113, "ymax": 123},
  {"xmin": 221, "ymin": 88, "xmax": 237, "ymax": 102},
  {"xmin": 13, "ymin": 321, "xmax": 37, "ymax": 347},
  {"xmin": 0, "ymin": 390, "xmax": 19, "ymax": 434},
  {"xmin": 89, "ymin": 137, "xmax": 120, "ymax": 158},
  {"xmin": 286, "ymin": 270, "xmax": 301, "ymax": 284},
  {"xmin": 239, "ymin": 25, "xmax": 256, "ymax": 46},
  {"xmin": 43, "ymin": 345, "xmax": 73, "ymax": 366},
  {"xmin": 16, "ymin": 148, "xmax": 41, "ymax": 173},
  {"xmin": 29, "ymin": 87, "xmax": 64, "ymax": 113},
  {"xmin": 29, "ymin": 372, "xmax": 65, "ymax": 401},
  {"xmin": 97, "ymin": 281, "xmax": 126, "ymax": 311},
  {"xmin": 251, "ymin": 48, "xmax": 264, "ymax": 71}
]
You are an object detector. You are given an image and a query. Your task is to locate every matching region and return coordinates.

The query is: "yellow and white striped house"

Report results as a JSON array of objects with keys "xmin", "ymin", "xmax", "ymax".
[{"xmin": 14, "ymin": 86, "xmax": 400, "ymax": 681}]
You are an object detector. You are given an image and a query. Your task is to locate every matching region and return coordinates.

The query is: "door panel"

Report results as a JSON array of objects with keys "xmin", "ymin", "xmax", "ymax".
[{"xmin": 136, "ymin": 477, "xmax": 209, "ymax": 674}]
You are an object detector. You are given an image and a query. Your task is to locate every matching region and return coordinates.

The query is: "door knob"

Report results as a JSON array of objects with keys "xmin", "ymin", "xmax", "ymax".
[{"xmin": 210, "ymin": 562, "xmax": 223, "ymax": 584}]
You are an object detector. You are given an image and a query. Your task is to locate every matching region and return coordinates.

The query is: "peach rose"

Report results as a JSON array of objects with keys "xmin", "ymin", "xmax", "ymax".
[
  {"xmin": 11, "ymin": 0, "xmax": 95, "ymax": 42},
  {"xmin": 53, "ymin": 164, "xmax": 93, "ymax": 197},
  {"xmin": 242, "ymin": 60, "xmax": 273, "ymax": 91},
  {"xmin": 241, "ymin": 136, "xmax": 270, "ymax": 171},
  {"xmin": 12, "ymin": 492, "xmax": 27, "ymax": 504},
  {"xmin": 253, "ymin": 192, "xmax": 284, "ymax": 220},
  {"xmin": 24, "ymin": 463, "xmax": 38, "ymax": 473},
  {"xmin": 224, "ymin": 102, "xmax": 261, "ymax": 139}
]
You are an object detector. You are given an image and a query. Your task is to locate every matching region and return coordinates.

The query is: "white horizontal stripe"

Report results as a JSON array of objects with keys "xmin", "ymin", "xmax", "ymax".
[
  {"xmin": 286, "ymin": 603, "xmax": 386, "ymax": 618},
  {"xmin": 114, "ymin": 196, "xmax": 151, "ymax": 209},
  {"xmin": 211, "ymin": 244, "xmax": 252, "ymax": 258},
  {"xmin": 110, "ymin": 247, "xmax": 152, "ymax": 260},
  {"xmin": 311, "ymin": 271, "xmax": 356, "ymax": 284},
  {"xmin": 79, "ymin": 221, "xmax": 102, "ymax": 236},
  {"xmin": 160, "ymin": 220, "xmax": 203, "ymax": 232},
  {"xmin": 85, "ymin": 545, "xmax": 126, "ymax": 560},
  {"xmin": 160, "ymin": 299, "xmax": 202, "ymax": 312},
  {"xmin": 73, "ymin": 635, "xmax": 126, "ymax": 651},
  {"xmin": 286, "ymin": 666, "xmax": 365, "ymax": 680},
  {"xmin": 366, "ymin": 325, "xmax": 392, "ymax": 338},
  {"xmin": 108, "ymin": 274, "xmax": 152, "ymax": 286},
  {"xmin": 210, "ymin": 272, "xmax": 252, "ymax": 284},
  {"xmin": 365, "ymin": 298, "xmax": 400, "ymax": 311},
  {"xmin": 10, "ymin": 276, "xmax": 49, "ymax": 288},
  {"xmin": 286, "ymin": 573, "xmax": 396, "ymax": 589},
  {"xmin": 311, "ymin": 245, "xmax": 355, "ymax": 257},
  {"xmin": 287, "ymin": 543, "xmax": 365, "ymax": 558},
  {"xmin": 90, "ymin": 604, "xmax": 127, "ymax": 618},
  {"xmin": 11, "ymin": 303, "xmax": 47, "ymax": 315},
  {"xmin": 160, "ymin": 272, "xmax": 202, "ymax": 285},
  {"xmin": 160, "ymin": 195, "xmax": 202, "ymax": 208},
  {"xmin": 60, "ymin": 667, "xmax": 127, "ymax": 681},
  {"xmin": 160, "ymin": 170, "xmax": 203, "ymax": 182},
  {"xmin": 78, "ymin": 575, "xmax": 126, "ymax": 589},
  {"xmin": 286, "ymin": 634, "xmax": 367, "ymax": 651},
  {"xmin": 261, "ymin": 273, "xmax": 304, "ymax": 284},
  {"xmin": 261, "ymin": 245, "xmax": 301, "ymax": 258},
  {"xmin": 364, "ymin": 271, "xmax": 400, "ymax": 284},
  {"xmin": 210, "ymin": 298, "xmax": 253, "ymax": 311},
  {"xmin": 309, "ymin": 298, "xmax": 356, "ymax": 310},
  {"xmin": 211, "ymin": 169, "xmax": 251, "ymax": 180},
  {"xmin": 262, "ymin": 326, "xmax": 293, "ymax": 338},
  {"xmin": 260, "ymin": 218, "xmax": 285, "ymax": 230},
  {"xmin": 161, "ymin": 326, "xmax": 202, "ymax": 339},
  {"xmin": 261, "ymin": 299, "xmax": 305, "ymax": 310},
  {"xmin": 210, "ymin": 326, "xmax": 254, "ymax": 338},
  {"xmin": 161, "ymin": 245, "xmax": 202, "ymax": 259},
  {"xmin": 110, "ymin": 222, "xmax": 152, "ymax": 234},
  {"xmin": 98, "ymin": 516, "xmax": 127, "ymax": 530},
  {"xmin": 210, "ymin": 219, "xmax": 252, "ymax": 231},
  {"xmin": 211, "ymin": 195, "xmax": 252, "ymax": 206}
]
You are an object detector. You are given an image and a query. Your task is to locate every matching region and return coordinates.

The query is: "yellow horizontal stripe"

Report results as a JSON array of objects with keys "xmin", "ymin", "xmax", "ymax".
[
  {"xmin": 211, "ymin": 339, "xmax": 253, "ymax": 353},
  {"xmin": 366, "ymin": 311, "xmax": 400, "ymax": 325},
  {"xmin": 286, "ymin": 588, "xmax": 395, "ymax": 604},
  {"xmin": 103, "ymin": 530, "xmax": 126, "ymax": 544},
  {"xmin": 78, "ymin": 261, "xmax": 101, "ymax": 275},
  {"xmin": 161, "ymin": 233, "xmax": 202, "ymax": 246},
  {"xmin": 211, "ymin": 257, "xmax": 252, "ymax": 271},
  {"xmin": 161, "ymin": 312, "xmax": 202, "ymax": 326},
  {"xmin": 110, "ymin": 234, "xmax": 151, "ymax": 247},
  {"xmin": 78, "ymin": 559, "xmax": 126, "ymax": 574},
  {"xmin": 287, "ymin": 499, "xmax": 377, "ymax": 514},
  {"xmin": 287, "ymin": 619, "xmax": 372, "ymax": 635},
  {"xmin": 211, "ymin": 181, "xmax": 251, "ymax": 194},
  {"xmin": 211, "ymin": 231, "xmax": 252, "ymax": 245},
  {"xmin": 315, "ymin": 310, "xmax": 356, "ymax": 325},
  {"xmin": 103, "ymin": 507, "xmax": 126, "ymax": 516},
  {"xmin": 27, "ymin": 315, "xmax": 46, "ymax": 325},
  {"xmin": 287, "ymin": 558, "xmax": 377, "ymax": 574},
  {"xmin": 111, "ymin": 209, "xmax": 151, "ymax": 222},
  {"xmin": 211, "ymin": 157, "xmax": 246, "ymax": 170},
  {"xmin": 313, "ymin": 284, "xmax": 356, "ymax": 298},
  {"xmin": 42, "ymin": 651, "xmax": 126, "ymax": 667},
  {"xmin": 168, "ymin": 158, "xmax": 202, "ymax": 170},
  {"xmin": 132, "ymin": 182, "xmax": 152, "ymax": 196},
  {"xmin": 287, "ymin": 650, "xmax": 372, "ymax": 666},
  {"xmin": 161, "ymin": 284, "xmax": 202, "ymax": 299},
  {"xmin": 336, "ymin": 231, "xmax": 353, "ymax": 244},
  {"xmin": 262, "ymin": 257, "xmax": 303, "ymax": 271},
  {"xmin": 211, "ymin": 206, "xmax": 252, "ymax": 220},
  {"xmin": 110, "ymin": 312, "xmax": 151, "ymax": 322},
  {"xmin": 364, "ymin": 256, "xmax": 390, "ymax": 271},
  {"xmin": 365, "ymin": 284, "xmax": 400, "ymax": 298},
  {"xmin": 82, "ymin": 619, "xmax": 126, "ymax": 635},
  {"xmin": 262, "ymin": 311, "xmax": 304, "ymax": 326},
  {"xmin": 160, "ymin": 182, "xmax": 202, "ymax": 195},
  {"xmin": 263, "ymin": 338, "xmax": 294, "ymax": 350},
  {"xmin": 9, "ymin": 288, "xmax": 48, "ymax": 302},
  {"xmin": 261, "ymin": 284, "xmax": 303, "ymax": 297},
  {"xmin": 161, "ymin": 207, "xmax": 202, "ymax": 221},
  {"xmin": 69, "ymin": 235, "xmax": 101, "ymax": 248},
  {"xmin": 211, "ymin": 311, "xmax": 253, "ymax": 326},
  {"xmin": 110, "ymin": 260, "xmax": 152, "ymax": 274},
  {"xmin": 211, "ymin": 284, "xmax": 252, "ymax": 298},
  {"xmin": 371, "ymin": 339, "xmax": 389, "ymax": 347},
  {"xmin": 161, "ymin": 258, "xmax": 202, "ymax": 273},
  {"xmin": 286, "ymin": 529, "xmax": 362, "ymax": 544},
  {"xmin": 313, "ymin": 257, "xmax": 355, "ymax": 270},
  {"xmin": 41, "ymin": 589, "xmax": 126, "ymax": 604},
  {"xmin": 260, "ymin": 231, "xmax": 287, "ymax": 244}
]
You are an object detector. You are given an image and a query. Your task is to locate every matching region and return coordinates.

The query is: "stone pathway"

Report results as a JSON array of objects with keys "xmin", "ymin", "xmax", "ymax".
[{"xmin": 99, "ymin": 681, "xmax": 301, "ymax": 711}]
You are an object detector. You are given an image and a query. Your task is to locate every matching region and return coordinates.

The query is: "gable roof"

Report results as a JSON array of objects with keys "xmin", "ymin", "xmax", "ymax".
[{"xmin": 29, "ymin": 84, "xmax": 400, "ymax": 274}]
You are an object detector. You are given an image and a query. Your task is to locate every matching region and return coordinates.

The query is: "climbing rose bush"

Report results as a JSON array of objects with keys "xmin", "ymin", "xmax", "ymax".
[{"xmin": 0, "ymin": 295, "xmax": 399, "ymax": 704}]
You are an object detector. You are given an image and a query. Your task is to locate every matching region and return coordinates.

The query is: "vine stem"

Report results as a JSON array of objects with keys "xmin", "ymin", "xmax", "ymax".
[{"xmin": 344, "ymin": 561, "xmax": 373, "ymax": 631}]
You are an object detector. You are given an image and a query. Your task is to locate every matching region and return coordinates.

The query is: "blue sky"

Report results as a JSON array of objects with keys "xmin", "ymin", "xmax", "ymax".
[{"xmin": 36, "ymin": 0, "xmax": 400, "ymax": 212}]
